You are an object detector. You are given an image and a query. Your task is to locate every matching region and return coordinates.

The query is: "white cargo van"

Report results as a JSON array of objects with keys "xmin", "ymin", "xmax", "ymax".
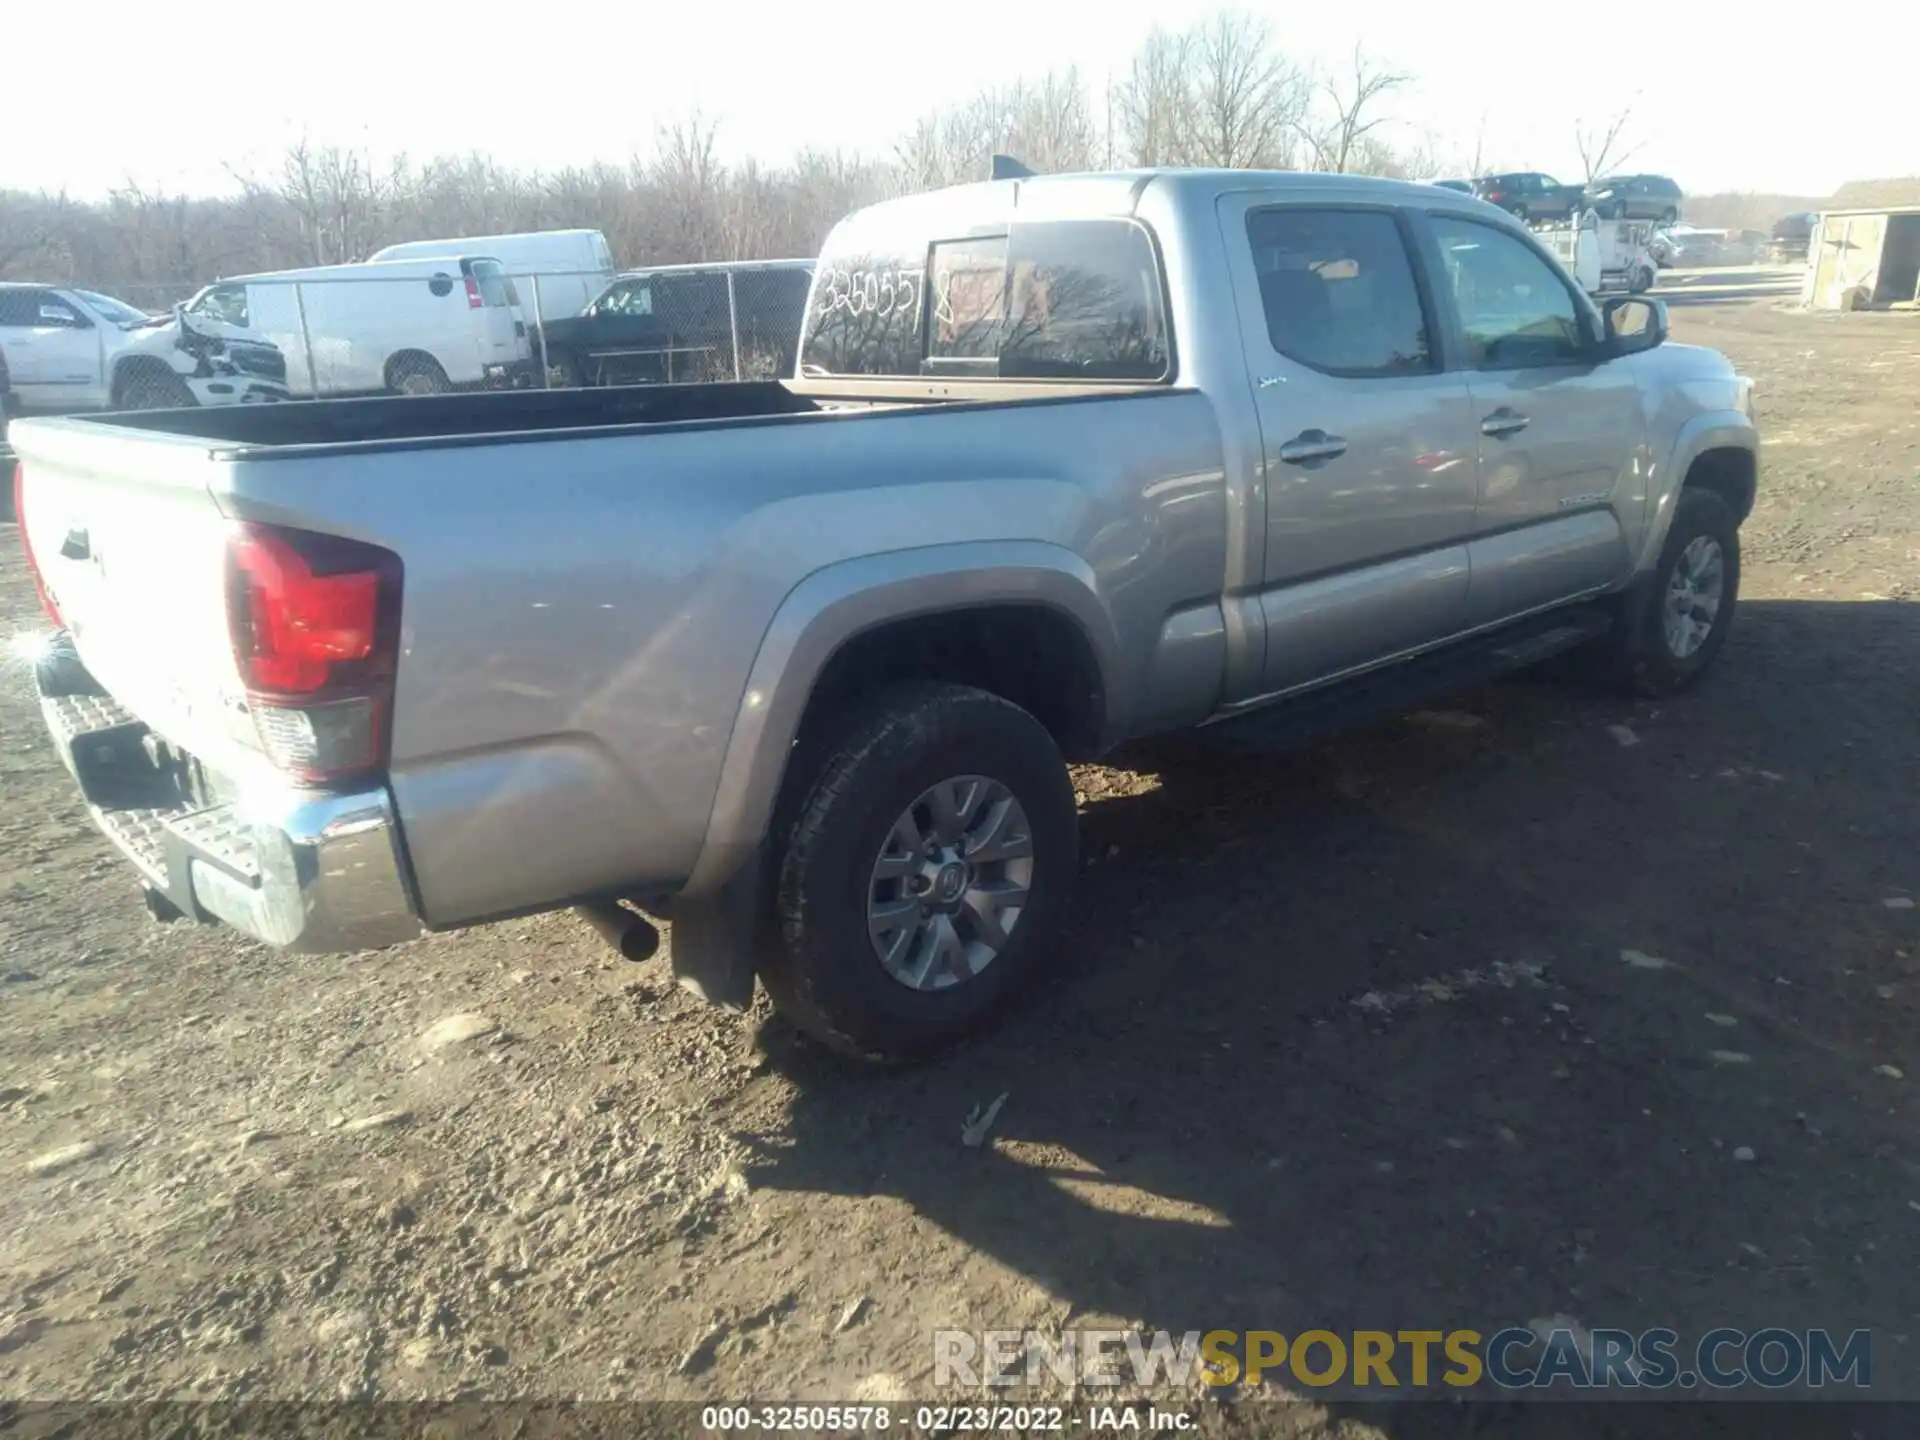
[
  {"xmin": 366, "ymin": 230, "xmax": 615, "ymax": 326},
  {"xmin": 185, "ymin": 256, "xmax": 533, "ymax": 397}
]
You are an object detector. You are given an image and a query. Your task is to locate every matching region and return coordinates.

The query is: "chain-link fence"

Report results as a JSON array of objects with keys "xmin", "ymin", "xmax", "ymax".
[{"xmin": 6, "ymin": 260, "xmax": 815, "ymax": 416}]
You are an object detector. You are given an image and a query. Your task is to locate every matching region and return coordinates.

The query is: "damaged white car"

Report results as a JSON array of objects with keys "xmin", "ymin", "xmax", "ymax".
[{"xmin": 0, "ymin": 283, "xmax": 290, "ymax": 413}]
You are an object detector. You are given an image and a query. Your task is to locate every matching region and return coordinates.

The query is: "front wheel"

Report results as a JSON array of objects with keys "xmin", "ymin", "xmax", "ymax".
[
  {"xmin": 762, "ymin": 683, "xmax": 1079, "ymax": 1060},
  {"xmin": 116, "ymin": 367, "xmax": 195, "ymax": 410},
  {"xmin": 1602, "ymin": 488, "xmax": 1741, "ymax": 696}
]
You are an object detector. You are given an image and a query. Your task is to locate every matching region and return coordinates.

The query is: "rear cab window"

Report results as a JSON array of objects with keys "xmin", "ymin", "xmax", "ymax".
[{"xmin": 801, "ymin": 217, "xmax": 1171, "ymax": 381}]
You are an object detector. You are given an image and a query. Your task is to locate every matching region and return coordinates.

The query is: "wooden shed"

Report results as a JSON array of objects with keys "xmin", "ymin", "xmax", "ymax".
[{"xmin": 1803, "ymin": 177, "xmax": 1920, "ymax": 310}]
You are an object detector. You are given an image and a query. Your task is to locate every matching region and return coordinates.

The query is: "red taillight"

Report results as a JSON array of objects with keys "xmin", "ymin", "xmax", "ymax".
[
  {"xmin": 1487, "ymin": 189, "xmax": 1505, "ymax": 201},
  {"xmin": 464, "ymin": 275, "xmax": 483, "ymax": 310},
  {"xmin": 13, "ymin": 464, "xmax": 63, "ymax": 627},
  {"xmin": 225, "ymin": 523, "xmax": 402, "ymax": 784}
]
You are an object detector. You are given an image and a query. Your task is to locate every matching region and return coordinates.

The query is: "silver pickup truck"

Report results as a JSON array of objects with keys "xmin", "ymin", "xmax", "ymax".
[{"xmin": 10, "ymin": 170, "xmax": 1757, "ymax": 1059}]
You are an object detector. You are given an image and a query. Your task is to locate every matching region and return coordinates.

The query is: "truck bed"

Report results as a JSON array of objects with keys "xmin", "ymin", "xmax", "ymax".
[{"xmin": 77, "ymin": 379, "xmax": 826, "ymax": 450}]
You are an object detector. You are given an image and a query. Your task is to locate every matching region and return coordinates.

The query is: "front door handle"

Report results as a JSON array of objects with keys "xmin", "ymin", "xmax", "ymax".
[
  {"xmin": 1481, "ymin": 408, "xmax": 1530, "ymax": 438},
  {"xmin": 1278, "ymin": 429, "xmax": 1348, "ymax": 465}
]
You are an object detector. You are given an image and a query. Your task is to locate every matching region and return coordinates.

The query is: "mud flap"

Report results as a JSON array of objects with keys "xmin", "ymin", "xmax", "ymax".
[{"xmin": 664, "ymin": 846, "xmax": 768, "ymax": 1012}]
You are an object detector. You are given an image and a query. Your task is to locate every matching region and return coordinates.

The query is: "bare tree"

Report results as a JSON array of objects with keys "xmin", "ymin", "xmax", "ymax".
[
  {"xmin": 1299, "ymin": 45, "xmax": 1412, "ymax": 175},
  {"xmin": 1574, "ymin": 103, "xmax": 1643, "ymax": 183},
  {"xmin": 0, "ymin": 16, "xmax": 1434, "ymax": 307},
  {"xmin": 1113, "ymin": 28, "xmax": 1196, "ymax": 167},
  {"xmin": 1188, "ymin": 10, "xmax": 1306, "ymax": 168},
  {"xmin": 898, "ymin": 70, "xmax": 1097, "ymax": 188}
]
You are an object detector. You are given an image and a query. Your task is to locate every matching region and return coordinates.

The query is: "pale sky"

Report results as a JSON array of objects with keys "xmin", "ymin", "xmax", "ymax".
[{"xmin": 9, "ymin": 0, "xmax": 1916, "ymax": 200}]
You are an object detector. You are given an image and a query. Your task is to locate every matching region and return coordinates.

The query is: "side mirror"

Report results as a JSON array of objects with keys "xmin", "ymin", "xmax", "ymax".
[{"xmin": 1601, "ymin": 295, "xmax": 1666, "ymax": 356}]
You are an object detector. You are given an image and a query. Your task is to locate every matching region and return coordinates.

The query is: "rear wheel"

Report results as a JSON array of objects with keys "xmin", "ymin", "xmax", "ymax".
[
  {"xmin": 387, "ymin": 353, "xmax": 451, "ymax": 396},
  {"xmin": 1660, "ymin": 207, "xmax": 1679, "ymax": 225},
  {"xmin": 1629, "ymin": 264, "xmax": 1655, "ymax": 294},
  {"xmin": 762, "ymin": 683, "xmax": 1079, "ymax": 1061}
]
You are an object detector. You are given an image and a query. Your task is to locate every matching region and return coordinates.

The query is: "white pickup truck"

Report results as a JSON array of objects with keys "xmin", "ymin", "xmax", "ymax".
[{"xmin": 0, "ymin": 284, "xmax": 291, "ymax": 413}]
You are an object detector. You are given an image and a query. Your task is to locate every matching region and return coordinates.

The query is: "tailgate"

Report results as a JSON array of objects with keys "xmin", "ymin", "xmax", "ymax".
[{"xmin": 13, "ymin": 418, "xmax": 256, "ymax": 772}]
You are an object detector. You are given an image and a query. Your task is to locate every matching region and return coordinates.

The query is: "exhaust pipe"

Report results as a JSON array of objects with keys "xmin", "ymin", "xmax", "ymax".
[{"xmin": 575, "ymin": 901, "xmax": 661, "ymax": 963}]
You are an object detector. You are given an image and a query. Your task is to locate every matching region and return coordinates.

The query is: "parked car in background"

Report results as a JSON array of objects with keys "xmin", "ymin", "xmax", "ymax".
[
  {"xmin": 185, "ymin": 255, "xmax": 533, "ymax": 397},
  {"xmin": 1584, "ymin": 175, "xmax": 1684, "ymax": 223},
  {"xmin": 0, "ymin": 283, "xmax": 289, "ymax": 412},
  {"xmin": 11, "ymin": 167, "xmax": 1759, "ymax": 1060},
  {"xmin": 367, "ymin": 229, "xmax": 616, "ymax": 327},
  {"xmin": 538, "ymin": 259, "xmax": 813, "ymax": 387},
  {"xmin": 1470, "ymin": 172, "xmax": 1585, "ymax": 222},
  {"xmin": 1769, "ymin": 212, "xmax": 1818, "ymax": 263}
]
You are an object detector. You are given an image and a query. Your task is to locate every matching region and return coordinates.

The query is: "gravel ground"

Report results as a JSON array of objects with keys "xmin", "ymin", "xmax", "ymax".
[{"xmin": 1, "ymin": 286, "xmax": 1917, "ymax": 1435}]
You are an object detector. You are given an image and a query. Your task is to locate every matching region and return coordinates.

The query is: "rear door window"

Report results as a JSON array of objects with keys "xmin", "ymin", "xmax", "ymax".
[
  {"xmin": 0, "ymin": 290, "xmax": 48, "ymax": 327},
  {"xmin": 1244, "ymin": 207, "xmax": 1433, "ymax": 376},
  {"xmin": 464, "ymin": 258, "xmax": 518, "ymax": 307}
]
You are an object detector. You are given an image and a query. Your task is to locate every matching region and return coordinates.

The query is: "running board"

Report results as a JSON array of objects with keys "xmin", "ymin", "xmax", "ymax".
[{"xmin": 1200, "ymin": 605, "xmax": 1615, "ymax": 754}]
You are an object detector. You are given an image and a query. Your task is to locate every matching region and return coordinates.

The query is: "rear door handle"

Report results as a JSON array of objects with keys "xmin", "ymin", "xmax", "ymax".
[
  {"xmin": 1277, "ymin": 429, "xmax": 1348, "ymax": 465},
  {"xmin": 1481, "ymin": 408, "xmax": 1530, "ymax": 438}
]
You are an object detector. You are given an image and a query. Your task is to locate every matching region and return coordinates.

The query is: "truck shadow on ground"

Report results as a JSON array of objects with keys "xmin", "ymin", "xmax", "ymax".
[{"xmin": 747, "ymin": 599, "xmax": 1920, "ymax": 1428}]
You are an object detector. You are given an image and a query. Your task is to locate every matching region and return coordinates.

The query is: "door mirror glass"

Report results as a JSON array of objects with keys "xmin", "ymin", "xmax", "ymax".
[{"xmin": 1603, "ymin": 295, "xmax": 1666, "ymax": 355}]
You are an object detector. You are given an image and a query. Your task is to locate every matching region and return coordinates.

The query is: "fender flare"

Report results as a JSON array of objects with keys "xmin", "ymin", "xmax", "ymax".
[
  {"xmin": 660, "ymin": 541, "xmax": 1117, "ymax": 1010},
  {"xmin": 683, "ymin": 539, "xmax": 1121, "ymax": 900},
  {"xmin": 1634, "ymin": 409, "xmax": 1757, "ymax": 573}
]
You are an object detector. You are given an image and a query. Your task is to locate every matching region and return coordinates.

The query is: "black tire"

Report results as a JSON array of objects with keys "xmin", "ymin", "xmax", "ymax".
[
  {"xmin": 1512, "ymin": 203, "xmax": 1530, "ymax": 223},
  {"xmin": 387, "ymin": 353, "xmax": 451, "ymax": 396},
  {"xmin": 1629, "ymin": 264, "xmax": 1655, "ymax": 295},
  {"xmin": 1610, "ymin": 200, "xmax": 1629, "ymax": 220},
  {"xmin": 1602, "ymin": 488, "xmax": 1741, "ymax": 696},
  {"xmin": 115, "ymin": 366, "xmax": 195, "ymax": 410},
  {"xmin": 1661, "ymin": 207, "xmax": 1679, "ymax": 225},
  {"xmin": 763, "ymin": 682, "xmax": 1079, "ymax": 1061}
]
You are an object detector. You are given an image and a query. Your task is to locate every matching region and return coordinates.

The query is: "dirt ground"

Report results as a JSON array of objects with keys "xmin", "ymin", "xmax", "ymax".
[{"xmin": 2, "ymin": 284, "xmax": 1917, "ymax": 1435}]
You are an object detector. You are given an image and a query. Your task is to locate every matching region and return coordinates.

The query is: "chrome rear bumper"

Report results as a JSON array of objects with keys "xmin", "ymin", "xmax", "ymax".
[{"xmin": 38, "ymin": 664, "xmax": 422, "ymax": 954}]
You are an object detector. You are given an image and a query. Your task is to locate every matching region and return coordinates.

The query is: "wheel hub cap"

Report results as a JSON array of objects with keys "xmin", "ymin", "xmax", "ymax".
[
  {"xmin": 868, "ymin": 775, "xmax": 1035, "ymax": 992},
  {"xmin": 1662, "ymin": 534, "xmax": 1725, "ymax": 659},
  {"xmin": 933, "ymin": 861, "xmax": 969, "ymax": 905}
]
